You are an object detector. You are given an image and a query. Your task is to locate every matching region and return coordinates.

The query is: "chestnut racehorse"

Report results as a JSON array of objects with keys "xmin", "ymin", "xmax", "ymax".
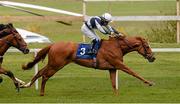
[
  {"xmin": 0, "ymin": 23, "xmax": 29, "ymax": 91},
  {"xmin": 21, "ymin": 36, "xmax": 155, "ymax": 96}
]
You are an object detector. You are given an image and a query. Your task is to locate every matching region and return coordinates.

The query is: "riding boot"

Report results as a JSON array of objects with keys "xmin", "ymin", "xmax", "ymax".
[{"xmin": 88, "ymin": 39, "xmax": 99, "ymax": 55}]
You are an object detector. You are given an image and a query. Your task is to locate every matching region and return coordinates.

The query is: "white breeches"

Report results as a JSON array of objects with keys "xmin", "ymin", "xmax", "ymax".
[{"xmin": 81, "ymin": 24, "xmax": 100, "ymax": 41}]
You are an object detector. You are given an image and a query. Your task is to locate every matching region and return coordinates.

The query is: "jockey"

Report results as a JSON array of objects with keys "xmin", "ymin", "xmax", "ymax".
[{"xmin": 81, "ymin": 13, "xmax": 122, "ymax": 55}]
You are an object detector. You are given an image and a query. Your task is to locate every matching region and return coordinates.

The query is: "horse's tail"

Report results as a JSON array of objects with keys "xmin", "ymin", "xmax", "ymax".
[{"xmin": 22, "ymin": 45, "xmax": 52, "ymax": 70}]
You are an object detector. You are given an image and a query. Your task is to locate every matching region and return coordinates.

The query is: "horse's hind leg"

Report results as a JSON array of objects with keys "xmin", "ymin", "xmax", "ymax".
[
  {"xmin": 22, "ymin": 65, "xmax": 48, "ymax": 88},
  {"xmin": 39, "ymin": 60, "xmax": 68, "ymax": 96},
  {"xmin": 40, "ymin": 68, "xmax": 59, "ymax": 96},
  {"xmin": 0, "ymin": 67, "xmax": 20, "ymax": 91}
]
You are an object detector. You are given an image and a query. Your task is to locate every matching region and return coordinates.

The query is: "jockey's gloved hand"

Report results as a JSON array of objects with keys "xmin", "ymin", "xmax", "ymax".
[
  {"xmin": 109, "ymin": 32, "xmax": 116, "ymax": 37},
  {"xmin": 110, "ymin": 31, "xmax": 114, "ymax": 35},
  {"xmin": 118, "ymin": 32, "xmax": 124, "ymax": 36}
]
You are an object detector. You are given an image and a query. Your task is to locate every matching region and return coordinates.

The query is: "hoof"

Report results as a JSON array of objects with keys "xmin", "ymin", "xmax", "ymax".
[
  {"xmin": 15, "ymin": 82, "xmax": 20, "ymax": 92},
  {"xmin": 114, "ymin": 92, "xmax": 119, "ymax": 96},
  {"xmin": 145, "ymin": 81, "xmax": 155, "ymax": 86},
  {"xmin": 22, "ymin": 64, "xmax": 27, "ymax": 70},
  {"xmin": 149, "ymin": 82, "xmax": 155, "ymax": 86},
  {"xmin": 40, "ymin": 93, "xmax": 44, "ymax": 96},
  {"xmin": 16, "ymin": 87, "xmax": 20, "ymax": 92}
]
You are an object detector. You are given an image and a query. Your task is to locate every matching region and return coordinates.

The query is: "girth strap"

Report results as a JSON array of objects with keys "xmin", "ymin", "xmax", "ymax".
[{"xmin": 93, "ymin": 57, "xmax": 99, "ymax": 69}]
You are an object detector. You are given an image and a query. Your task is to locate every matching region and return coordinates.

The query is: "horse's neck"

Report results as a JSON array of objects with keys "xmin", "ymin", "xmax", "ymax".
[
  {"xmin": 105, "ymin": 37, "xmax": 139, "ymax": 54},
  {"xmin": 116, "ymin": 37, "xmax": 138, "ymax": 55}
]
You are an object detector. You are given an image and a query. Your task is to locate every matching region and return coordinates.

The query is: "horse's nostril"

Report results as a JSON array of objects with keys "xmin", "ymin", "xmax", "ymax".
[
  {"xmin": 148, "ymin": 57, "xmax": 155, "ymax": 62},
  {"xmin": 24, "ymin": 48, "xmax": 29, "ymax": 54}
]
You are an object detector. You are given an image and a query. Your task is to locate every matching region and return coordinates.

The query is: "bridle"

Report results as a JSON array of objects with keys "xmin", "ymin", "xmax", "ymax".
[
  {"xmin": 138, "ymin": 39, "xmax": 154, "ymax": 60},
  {"xmin": 115, "ymin": 36, "xmax": 153, "ymax": 59}
]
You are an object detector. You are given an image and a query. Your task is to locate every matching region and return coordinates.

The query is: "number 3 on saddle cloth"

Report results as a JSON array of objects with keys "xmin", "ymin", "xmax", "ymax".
[{"xmin": 76, "ymin": 42, "xmax": 101, "ymax": 59}]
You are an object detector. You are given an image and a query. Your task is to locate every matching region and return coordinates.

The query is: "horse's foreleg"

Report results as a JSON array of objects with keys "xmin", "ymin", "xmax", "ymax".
[
  {"xmin": 0, "ymin": 68, "xmax": 20, "ymax": 91},
  {"xmin": 109, "ymin": 69, "xmax": 118, "ymax": 95},
  {"xmin": 111, "ymin": 60, "xmax": 154, "ymax": 86}
]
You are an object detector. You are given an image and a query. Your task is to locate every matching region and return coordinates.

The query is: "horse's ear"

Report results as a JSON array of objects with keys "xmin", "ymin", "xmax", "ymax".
[{"xmin": 8, "ymin": 23, "xmax": 13, "ymax": 27}]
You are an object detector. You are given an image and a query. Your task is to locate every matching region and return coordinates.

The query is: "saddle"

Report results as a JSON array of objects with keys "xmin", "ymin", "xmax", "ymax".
[{"xmin": 76, "ymin": 43, "xmax": 100, "ymax": 59}]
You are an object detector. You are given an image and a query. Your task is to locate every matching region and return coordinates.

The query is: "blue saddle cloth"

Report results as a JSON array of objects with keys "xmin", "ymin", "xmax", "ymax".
[{"xmin": 76, "ymin": 43, "xmax": 97, "ymax": 59}]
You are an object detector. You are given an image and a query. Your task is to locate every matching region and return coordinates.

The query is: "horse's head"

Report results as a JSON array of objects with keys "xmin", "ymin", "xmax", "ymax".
[
  {"xmin": 3, "ymin": 23, "xmax": 29, "ymax": 54},
  {"xmin": 135, "ymin": 37, "xmax": 155, "ymax": 62},
  {"xmin": 110, "ymin": 36, "xmax": 155, "ymax": 62}
]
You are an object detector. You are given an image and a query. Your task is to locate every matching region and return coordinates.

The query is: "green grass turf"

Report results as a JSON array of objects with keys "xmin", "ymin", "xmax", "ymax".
[
  {"xmin": 0, "ymin": 52, "xmax": 180, "ymax": 103},
  {"xmin": 0, "ymin": 0, "xmax": 180, "ymax": 103}
]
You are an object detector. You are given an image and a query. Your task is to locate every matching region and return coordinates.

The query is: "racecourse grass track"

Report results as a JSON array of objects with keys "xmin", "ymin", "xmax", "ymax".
[{"xmin": 0, "ymin": 0, "xmax": 180, "ymax": 103}]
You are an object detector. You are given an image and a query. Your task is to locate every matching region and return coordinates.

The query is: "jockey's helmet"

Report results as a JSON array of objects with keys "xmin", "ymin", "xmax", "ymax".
[{"xmin": 102, "ymin": 13, "xmax": 112, "ymax": 22}]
